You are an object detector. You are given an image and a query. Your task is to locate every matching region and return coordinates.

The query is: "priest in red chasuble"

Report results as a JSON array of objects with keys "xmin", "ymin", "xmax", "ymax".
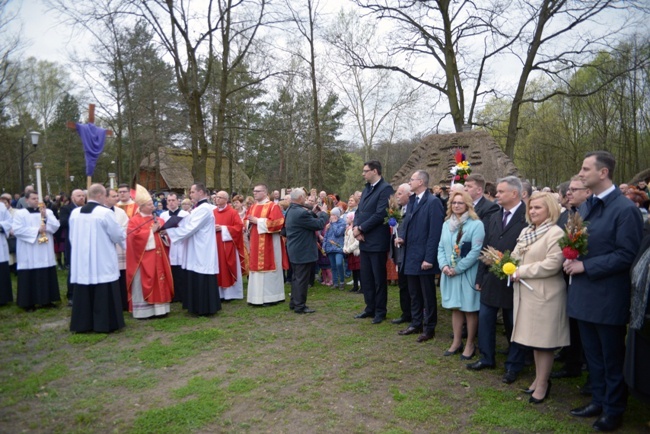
[
  {"xmin": 126, "ymin": 185, "xmax": 174, "ymax": 319},
  {"xmin": 244, "ymin": 184, "xmax": 288, "ymax": 306},
  {"xmin": 213, "ymin": 191, "xmax": 248, "ymax": 300}
]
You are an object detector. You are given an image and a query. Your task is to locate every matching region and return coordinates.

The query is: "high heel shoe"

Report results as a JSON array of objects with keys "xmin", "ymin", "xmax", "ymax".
[
  {"xmin": 522, "ymin": 388, "xmax": 535, "ymax": 395},
  {"xmin": 444, "ymin": 344, "xmax": 464, "ymax": 356},
  {"xmin": 460, "ymin": 345, "xmax": 476, "ymax": 361},
  {"xmin": 529, "ymin": 381, "xmax": 552, "ymax": 404}
]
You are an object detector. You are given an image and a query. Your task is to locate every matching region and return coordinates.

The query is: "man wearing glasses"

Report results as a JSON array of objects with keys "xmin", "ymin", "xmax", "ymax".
[
  {"xmin": 352, "ymin": 160, "xmax": 394, "ymax": 324},
  {"xmin": 116, "ymin": 184, "xmax": 138, "ymax": 219},
  {"xmin": 245, "ymin": 184, "xmax": 288, "ymax": 306}
]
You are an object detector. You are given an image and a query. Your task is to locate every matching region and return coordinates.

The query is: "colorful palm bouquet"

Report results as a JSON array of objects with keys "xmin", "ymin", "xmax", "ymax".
[
  {"xmin": 450, "ymin": 149, "xmax": 471, "ymax": 185},
  {"xmin": 384, "ymin": 194, "xmax": 403, "ymax": 227},
  {"xmin": 479, "ymin": 246, "xmax": 532, "ymax": 289},
  {"xmin": 559, "ymin": 212, "xmax": 589, "ymax": 284}
]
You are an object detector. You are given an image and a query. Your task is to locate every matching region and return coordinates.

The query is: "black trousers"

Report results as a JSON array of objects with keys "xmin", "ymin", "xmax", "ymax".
[
  {"xmin": 290, "ymin": 262, "xmax": 314, "ymax": 311},
  {"xmin": 407, "ymin": 273, "xmax": 437, "ymax": 334},
  {"xmin": 360, "ymin": 251, "xmax": 388, "ymax": 318},
  {"xmin": 397, "ymin": 269, "xmax": 411, "ymax": 321}
]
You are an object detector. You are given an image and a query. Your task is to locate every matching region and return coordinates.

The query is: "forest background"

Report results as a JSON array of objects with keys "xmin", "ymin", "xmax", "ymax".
[{"xmin": 0, "ymin": 0, "xmax": 649, "ymax": 197}]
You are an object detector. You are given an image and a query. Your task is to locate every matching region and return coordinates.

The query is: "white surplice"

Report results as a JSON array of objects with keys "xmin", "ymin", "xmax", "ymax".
[
  {"xmin": 160, "ymin": 208, "xmax": 190, "ymax": 266},
  {"xmin": 12, "ymin": 208, "xmax": 59, "ymax": 270},
  {"xmin": 0, "ymin": 203, "xmax": 11, "ymax": 263},
  {"xmin": 165, "ymin": 201, "xmax": 218, "ymax": 275},
  {"xmin": 69, "ymin": 202, "xmax": 125, "ymax": 285}
]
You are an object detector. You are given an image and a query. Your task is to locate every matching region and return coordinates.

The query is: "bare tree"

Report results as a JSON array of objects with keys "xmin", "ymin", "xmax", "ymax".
[{"xmin": 0, "ymin": 0, "xmax": 22, "ymax": 111}]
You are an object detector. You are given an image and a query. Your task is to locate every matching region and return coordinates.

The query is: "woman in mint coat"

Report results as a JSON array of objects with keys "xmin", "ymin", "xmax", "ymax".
[{"xmin": 437, "ymin": 191, "xmax": 485, "ymax": 360}]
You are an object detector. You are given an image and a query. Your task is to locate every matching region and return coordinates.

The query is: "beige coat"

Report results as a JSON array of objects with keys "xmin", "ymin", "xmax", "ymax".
[{"xmin": 511, "ymin": 225, "xmax": 569, "ymax": 348}]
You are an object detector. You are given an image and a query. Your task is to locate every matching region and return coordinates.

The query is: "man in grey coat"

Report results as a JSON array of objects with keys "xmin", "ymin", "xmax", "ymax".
[{"xmin": 285, "ymin": 189, "xmax": 325, "ymax": 314}]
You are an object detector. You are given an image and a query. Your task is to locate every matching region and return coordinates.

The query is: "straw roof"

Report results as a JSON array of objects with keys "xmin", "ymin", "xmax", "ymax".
[
  {"xmin": 139, "ymin": 147, "xmax": 251, "ymax": 191},
  {"xmin": 391, "ymin": 130, "xmax": 519, "ymax": 186},
  {"xmin": 631, "ymin": 168, "xmax": 650, "ymax": 185}
]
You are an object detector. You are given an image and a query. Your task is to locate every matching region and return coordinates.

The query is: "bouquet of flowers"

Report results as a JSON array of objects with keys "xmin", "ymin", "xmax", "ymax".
[
  {"xmin": 450, "ymin": 149, "xmax": 471, "ymax": 185},
  {"xmin": 384, "ymin": 194, "xmax": 403, "ymax": 227},
  {"xmin": 559, "ymin": 212, "xmax": 589, "ymax": 284},
  {"xmin": 479, "ymin": 246, "xmax": 532, "ymax": 289}
]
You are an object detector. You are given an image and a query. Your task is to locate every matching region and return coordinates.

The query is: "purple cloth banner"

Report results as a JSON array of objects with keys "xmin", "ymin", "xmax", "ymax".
[{"xmin": 76, "ymin": 123, "xmax": 107, "ymax": 176}]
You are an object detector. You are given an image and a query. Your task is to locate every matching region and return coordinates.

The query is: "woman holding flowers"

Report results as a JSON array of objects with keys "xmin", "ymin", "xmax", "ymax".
[
  {"xmin": 437, "ymin": 191, "xmax": 485, "ymax": 360},
  {"xmin": 510, "ymin": 192, "xmax": 568, "ymax": 404}
]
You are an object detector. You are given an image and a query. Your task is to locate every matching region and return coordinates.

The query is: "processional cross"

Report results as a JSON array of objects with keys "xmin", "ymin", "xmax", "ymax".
[{"xmin": 66, "ymin": 104, "xmax": 113, "ymax": 189}]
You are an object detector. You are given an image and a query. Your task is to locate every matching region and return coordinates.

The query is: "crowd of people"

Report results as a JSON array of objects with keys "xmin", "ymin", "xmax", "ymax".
[{"xmin": 1, "ymin": 150, "xmax": 649, "ymax": 431}]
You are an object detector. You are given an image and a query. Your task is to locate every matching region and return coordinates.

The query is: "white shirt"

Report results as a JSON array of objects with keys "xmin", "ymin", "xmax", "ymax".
[
  {"xmin": 160, "ymin": 208, "xmax": 190, "ymax": 266},
  {"xmin": 12, "ymin": 208, "xmax": 60, "ymax": 270},
  {"xmin": 69, "ymin": 202, "xmax": 125, "ymax": 284},
  {"xmin": 0, "ymin": 203, "xmax": 11, "ymax": 263},
  {"xmin": 503, "ymin": 201, "xmax": 523, "ymax": 227},
  {"xmin": 166, "ymin": 201, "xmax": 219, "ymax": 275}
]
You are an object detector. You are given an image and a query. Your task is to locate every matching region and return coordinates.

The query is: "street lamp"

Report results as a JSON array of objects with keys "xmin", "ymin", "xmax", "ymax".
[
  {"xmin": 20, "ymin": 131, "xmax": 41, "ymax": 192},
  {"xmin": 70, "ymin": 175, "xmax": 75, "ymax": 184}
]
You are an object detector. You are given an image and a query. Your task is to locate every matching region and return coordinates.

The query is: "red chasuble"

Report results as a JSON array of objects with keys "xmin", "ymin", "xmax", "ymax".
[
  {"xmin": 117, "ymin": 201, "xmax": 138, "ymax": 219},
  {"xmin": 214, "ymin": 205, "xmax": 248, "ymax": 288},
  {"xmin": 244, "ymin": 201, "xmax": 288, "ymax": 272},
  {"xmin": 126, "ymin": 213, "xmax": 174, "ymax": 310}
]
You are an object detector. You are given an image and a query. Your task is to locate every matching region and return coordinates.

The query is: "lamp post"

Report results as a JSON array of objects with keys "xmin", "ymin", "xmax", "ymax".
[
  {"xmin": 70, "ymin": 175, "xmax": 75, "ymax": 186},
  {"xmin": 20, "ymin": 131, "xmax": 41, "ymax": 192}
]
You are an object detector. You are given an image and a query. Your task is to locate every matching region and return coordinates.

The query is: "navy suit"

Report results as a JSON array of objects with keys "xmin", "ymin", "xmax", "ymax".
[
  {"xmin": 475, "ymin": 201, "xmax": 528, "ymax": 367},
  {"xmin": 569, "ymin": 187, "xmax": 643, "ymax": 416},
  {"xmin": 402, "ymin": 190, "xmax": 445, "ymax": 333},
  {"xmin": 354, "ymin": 178, "xmax": 394, "ymax": 318}
]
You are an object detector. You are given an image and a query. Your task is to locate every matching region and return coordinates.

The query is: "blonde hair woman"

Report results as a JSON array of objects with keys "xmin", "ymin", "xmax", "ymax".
[{"xmin": 437, "ymin": 191, "xmax": 485, "ymax": 360}]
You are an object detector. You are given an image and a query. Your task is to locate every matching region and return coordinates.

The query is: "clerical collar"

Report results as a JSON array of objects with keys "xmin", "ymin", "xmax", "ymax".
[
  {"xmin": 196, "ymin": 199, "xmax": 209, "ymax": 207},
  {"xmin": 26, "ymin": 207, "xmax": 40, "ymax": 213},
  {"xmin": 168, "ymin": 207, "xmax": 180, "ymax": 216}
]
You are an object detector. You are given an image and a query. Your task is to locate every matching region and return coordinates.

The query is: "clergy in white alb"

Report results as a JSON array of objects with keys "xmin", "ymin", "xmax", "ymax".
[
  {"xmin": 12, "ymin": 191, "xmax": 61, "ymax": 311},
  {"xmin": 164, "ymin": 183, "xmax": 221, "ymax": 316},
  {"xmin": 69, "ymin": 184, "xmax": 126, "ymax": 333},
  {"xmin": 0, "ymin": 201, "xmax": 13, "ymax": 305},
  {"xmin": 160, "ymin": 192, "xmax": 189, "ymax": 305}
]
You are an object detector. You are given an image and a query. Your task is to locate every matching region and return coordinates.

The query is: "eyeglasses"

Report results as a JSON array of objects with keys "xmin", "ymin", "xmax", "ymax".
[
  {"xmin": 409, "ymin": 178, "xmax": 421, "ymax": 182},
  {"xmin": 568, "ymin": 188, "xmax": 587, "ymax": 192},
  {"xmin": 450, "ymin": 202, "xmax": 466, "ymax": 206},
  {"xmin": 215, "ymin": 196, "xmax": 228, "ymax": 200}
]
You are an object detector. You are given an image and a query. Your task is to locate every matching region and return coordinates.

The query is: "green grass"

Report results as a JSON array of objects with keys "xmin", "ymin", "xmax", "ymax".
[{"xmin": 1, "ymin": 274, "xmax": 649, "ymax": 433}]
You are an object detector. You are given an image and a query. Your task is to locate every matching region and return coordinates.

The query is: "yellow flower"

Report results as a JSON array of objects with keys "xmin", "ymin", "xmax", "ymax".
[{"xmin": 502, "ymin": 262, "xmax": 517, "ymax": 275}]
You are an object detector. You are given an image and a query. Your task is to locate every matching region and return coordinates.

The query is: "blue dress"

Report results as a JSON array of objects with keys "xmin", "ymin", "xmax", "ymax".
[{"xmin": 437, "ymin": 217, "xmax": 485, "ymax": 312}]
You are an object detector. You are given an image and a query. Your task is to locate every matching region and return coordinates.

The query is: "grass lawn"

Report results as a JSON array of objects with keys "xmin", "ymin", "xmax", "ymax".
[{"xmin": 0, "ymin": 271, "xmax": 647, "ymax": 433}]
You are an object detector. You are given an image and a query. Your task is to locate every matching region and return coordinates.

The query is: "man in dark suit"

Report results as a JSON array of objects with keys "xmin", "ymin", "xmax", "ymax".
[
  {"xmin": 390, "ymin": 183, "xmax": 412, "ymax": 325},
  {"xmin": 468, "ymin": 176, "xmax": 528, "ymax": 376},
  {"xmin": 353, "ymin": 160, "xmax": 394, "ymax": 324},
  {"xmin": 285, "ymin": 189, "xmax": 325, "ymax": 314},
  {"xmin": 397, "ymin": 170, "xmax": 445, "ymax": 342},
  {"xmin": 58, "ymin": 189, "xmax": 86, "ymax": 306},
  {"xmin": 564, "ymin": 151, "xmax": 643, "ymax": 432},
  {"xmin": 465, "ymin": 174, "xmax": 500, "ymax": 228}
]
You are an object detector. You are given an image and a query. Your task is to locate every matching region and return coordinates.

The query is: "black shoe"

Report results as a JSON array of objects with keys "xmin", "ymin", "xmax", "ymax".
[
  {"xmin": 371, "ymin": 316, "xmax": 385, "ymax": 324},
  {"xmin": 416, "ymin": 331, "xmax": 435, "ymax": 342},
  {"xmin": 348, "ymin": 287, "xmax": 358, "ymax": 293},
  {"xmin": 570, "ymin": 403, "xmax": 603, "ymax": 418},
  {"xmin": 460, "ymin": 345, "xmax": 476, "ymax": 360},
  {"xmin": 550, "ymin": 369, "xmax": 582, "ymax": 379},
  {"xmin": 592, "ymin": 414, "xmax": 623, "ymax": 432},
  {"xmin": 354, "ymin": 312, "xmax": 373, "ymax": 319},
  {"xmin": 295, "ymin": 308, "xmax": 315, "ymax": 314},
  {"xmin": 391, "ymin": 317, "xmax": 409, "ymax": 325},
  {"xmin": 529, "ymin": 381, "xmax": 551, "ymax": 404},
  {"xmin": 502, "ymin": 370, "xmax": 518, "ymax": 384},
  {"xmin": 444, "ymin": 345, "xmax": 463, "ymax": 356},
  {"xmin": 522, "ymin": 388, "xmax": 535, "ymax": 394},
  {"xmin": 467, "ymin": 361, "xmax": 494, "ymax": 371},
  {"xmin": 398, "ymin": 326, "xmax": 422, "ymax": 336}
]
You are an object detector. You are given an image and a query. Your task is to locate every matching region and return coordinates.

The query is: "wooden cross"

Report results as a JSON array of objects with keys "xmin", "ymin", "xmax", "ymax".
[{"xmin": 66, "ymin": 104, "xmax": 113, "ymax": 189}]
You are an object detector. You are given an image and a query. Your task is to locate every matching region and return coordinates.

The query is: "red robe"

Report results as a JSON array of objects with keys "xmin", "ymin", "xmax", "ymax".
[
  {"xmin": 213, "ymin": 205, "xmax": 248, "ymax": 288},
  {"xmin": 244, "ymin": 201, "xmax": 288, "ymax": 272},
  {"xmin": 126, "ymin": 213, "xmax": 174, "ymax": 310}
]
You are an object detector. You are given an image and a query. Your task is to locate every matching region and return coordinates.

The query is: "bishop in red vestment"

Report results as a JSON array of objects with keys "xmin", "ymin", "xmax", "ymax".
[{"xmin": 126, "ymin": 185, "xmax": 174, "ymax": 318}]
